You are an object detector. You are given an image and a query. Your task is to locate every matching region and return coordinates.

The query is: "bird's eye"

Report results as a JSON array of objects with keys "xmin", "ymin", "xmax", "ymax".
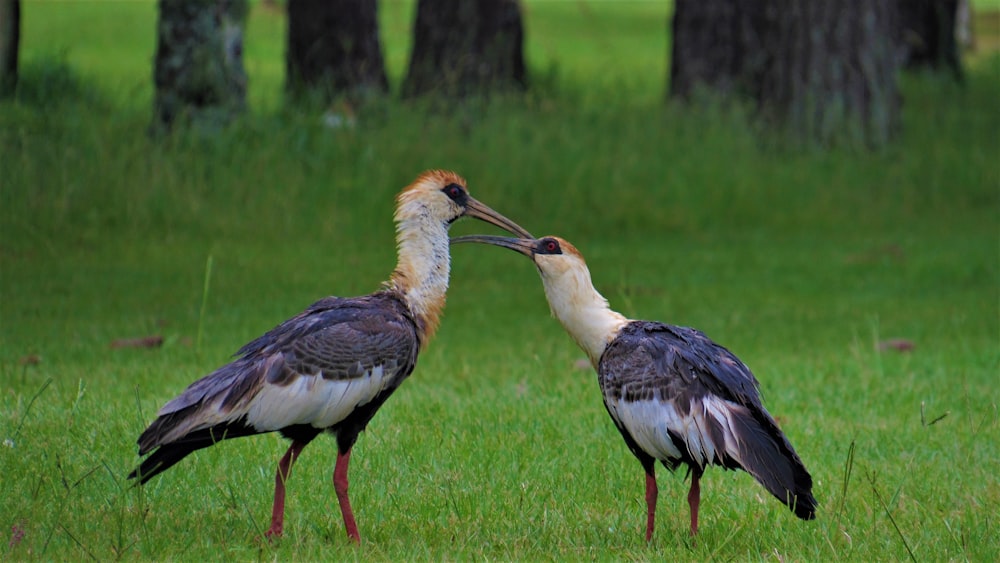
[
  {"xmin": 539, "ymin": 238, "xmax": 561, "ymax": 254},
  {"xmin": 442, "ymin": 183, "xmax": 466, "ymax": 202}
]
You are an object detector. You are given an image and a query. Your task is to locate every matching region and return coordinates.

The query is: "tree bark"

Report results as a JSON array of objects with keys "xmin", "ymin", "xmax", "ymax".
[
  {"xmin": 756, "ymin": 0, "xmax": 900, "ymax": 146},
  {"xmin": 152, "ymin": 0, "xmax": 248, "ymax": 134},
  {"xmin": 286, "ymin": 0, "xmax": 388, "ymax": 105},
  {"xmin": 897, "ymin": 0, "xmax": 963, "ymax": 80},
  {"xmin": 0, "ymin": 0, "xmax": 19, "ymax": 98},
  {"xmin": 402, "ymin": 0, "xmax": 525, "ymax": 100},
  {"xmin": 669, "ymin": 0, "xmax": 762, "ymax": 101},
  {"xmin": 668, "ymin": 0, "xmax": 901, "ymax": 147}
]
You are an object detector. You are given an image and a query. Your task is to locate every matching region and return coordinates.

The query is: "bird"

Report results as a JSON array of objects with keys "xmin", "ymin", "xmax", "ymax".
[
  {"xmin": 128, "ymin": 170, "xmax": 531, "ymax": 543},
  {"xmin": 451, "ymin": 234, "xmax": 816, "ymax": 541}
]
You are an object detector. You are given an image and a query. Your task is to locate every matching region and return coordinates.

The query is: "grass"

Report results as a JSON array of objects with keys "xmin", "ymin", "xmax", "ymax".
[{"xmin": 2, "ymin": 1, "xmax": 999, "ymax": 560}]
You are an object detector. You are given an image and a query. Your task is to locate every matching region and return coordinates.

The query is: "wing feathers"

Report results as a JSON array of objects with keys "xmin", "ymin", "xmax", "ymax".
[
  {"xmin": 605, "ymin": 395, "xmax": 816, "ymax": 521},
  {"xmin": 724, "ymin": 402, "xmax": 817, "ymax": 519},
  {"xmin": 130, "ymin": 293, "xmax": 420, "ymax": 483},
  {"xmin": 599, "ymin": 321, "xmax": 816, "ymax": 519},
  {"xmin": 130, "ymin": 418, "xmax": 261, "ymax": 482}
]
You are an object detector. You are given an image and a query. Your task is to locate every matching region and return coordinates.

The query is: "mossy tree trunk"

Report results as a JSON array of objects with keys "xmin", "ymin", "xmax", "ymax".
[
  {"xmin": 401, "ymin": 0, "xmax": 525, "ymax": 100},
  {"xmin": 669, "ymin": 0, "xmax": 900, "ymax": 147},
  {"xmin": 0, "ymin": 0, "xmax": 19, "ymax": 98},
  {"xmin": 286, "ymin": 0, "xmax": 388, "ymax": 107},
  {"xmin": 152, "ymin": 0, "xmax": 248, "ymax": 134}
]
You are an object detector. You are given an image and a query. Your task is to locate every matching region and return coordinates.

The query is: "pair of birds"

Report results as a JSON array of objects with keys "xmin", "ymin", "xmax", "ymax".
[{"xmin": 129, "ymin": 170, "xmax": 816, "ymax": 543}]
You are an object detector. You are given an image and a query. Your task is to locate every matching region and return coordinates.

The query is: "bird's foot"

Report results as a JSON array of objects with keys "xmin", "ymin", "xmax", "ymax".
[
  {"xmin": 262, "ymin": 526, "xmax": 283, "ymax": 542},
  {"xmin": 345, "ymin": 528, "xmax": 361, "ymax": 545}
]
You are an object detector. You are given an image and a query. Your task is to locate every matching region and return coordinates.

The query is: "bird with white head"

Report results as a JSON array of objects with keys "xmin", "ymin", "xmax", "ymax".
[{"xmin": 452, "ymin": 234, "xmax": 817, "ymax": 542}]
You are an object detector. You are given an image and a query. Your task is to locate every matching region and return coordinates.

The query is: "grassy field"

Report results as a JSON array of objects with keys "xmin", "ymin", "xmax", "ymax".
[{"xmin": 2, "ymin": 1, "xmax": 998, "ymax": 560}]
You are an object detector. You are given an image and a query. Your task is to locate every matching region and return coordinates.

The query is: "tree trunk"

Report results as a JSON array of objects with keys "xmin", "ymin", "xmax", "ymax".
[
  {"xmin": 402, "ymin": 0, "xmax": 525, "ymax": 100},
  {"xmin": 669, "ymin": 0, "xmax": 762, "ymax": 101},
  {"xmin": 286, "ymin": 0, "xmax": 388, "ymax": 106},
  {"xmin": 152, "ymin": 0, "xmax": 249, "ymax": 134},
  {"xmin": 955, "ymin": 0, "xmax": 973, "ymax": 52},
  {"xmin": 756, "ymin": 0, "xmax": 900, "ymax": 146},
  {"xmin": 668, "ymin": 0, "xmax": 901, "ymax": 147},
  {"xmin": 897, "ymin": 0, "xmax": 963, "ymax": 80},
  {"xmin": 0, "ymin": 0, "xmax": 19, "ymax": 98}
]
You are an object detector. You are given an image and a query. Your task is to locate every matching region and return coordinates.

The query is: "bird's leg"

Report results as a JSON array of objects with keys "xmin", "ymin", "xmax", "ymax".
[
  {"xmin": 333, "ymin": 448, "xmax": 361, "ymax": 544},
  {"xmin": 644, "ymin": 469, "xmax": 658, "ymax": 542},
  {"xmin": 266, "ymin": 440, "xmax": 309, "ymax": 539},
  {"xmin": 687, "ymin": 469, "xmax": 702, "ymax": 537}
]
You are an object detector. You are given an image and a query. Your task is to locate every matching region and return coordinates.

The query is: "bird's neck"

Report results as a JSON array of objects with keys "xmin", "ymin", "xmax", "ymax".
[
  {"xmin": 388, "ymin": 214, "xmax": 451, "ymax": 347},
  {"xmin": 542, "ymin": 268, "xmax": 628, "ymax": 369}
]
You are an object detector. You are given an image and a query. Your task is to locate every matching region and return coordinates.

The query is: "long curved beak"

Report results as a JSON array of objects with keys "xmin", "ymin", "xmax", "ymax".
[
  {"xmin": 450, "ymin": 234, "xmax": 536, "ymax": 257},
  {"xmin": 463, "ymin": 197, "xmax": 533, "ymax": 239}
]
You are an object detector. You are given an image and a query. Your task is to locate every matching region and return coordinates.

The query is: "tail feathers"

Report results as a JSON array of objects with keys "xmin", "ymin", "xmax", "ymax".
[
  {"xmin": 137, "ymin": 408, "xmax": 200, "ymax": 455},
  {"xmin": 128, "ymin": 420, "xmax": 261, "ymax": 484},
  {"xmin": 729, "ymin": 409, "xmax": 817, "ymax": 520}
]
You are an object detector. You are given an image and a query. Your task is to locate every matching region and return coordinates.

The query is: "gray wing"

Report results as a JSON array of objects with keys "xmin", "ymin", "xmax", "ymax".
[
  {"xmin": 599, "ymin": 322, "xmax": 763, "ymax": 409},
  {"xmin": 599, "ymin": 321, "xmax": 816, "ymax": 518},
  {"xmin": 137, "ymin": 294, "xmax": 419, "ymax": 454}
]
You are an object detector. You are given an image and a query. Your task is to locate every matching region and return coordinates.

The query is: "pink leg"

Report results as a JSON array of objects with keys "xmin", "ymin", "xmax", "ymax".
[
  {"xmin": 266, "ymin": 440, "xmax": 309, "ymax": 538},
  {"xmin": 644, "ymin": 471, "xmax": 658, "ymax": 542},
  {"xmin": 687, "ymin": 471, "xmax": 701, "ymax": 537},
  {"xmin": 333, "ymin": 449, "xmax": 360, "ymax": 544}
]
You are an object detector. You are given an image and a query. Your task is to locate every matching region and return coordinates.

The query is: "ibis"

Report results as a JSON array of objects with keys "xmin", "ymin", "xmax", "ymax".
[
  {"xmin": 452, "ymin": 234, "xmax": 817, "ymax": 541},
  {"xmin": 128, "ymin": 171, "xmax": 531, "ymax": 543}
]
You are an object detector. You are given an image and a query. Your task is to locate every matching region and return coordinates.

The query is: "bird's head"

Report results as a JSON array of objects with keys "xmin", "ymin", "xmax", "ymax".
[
  {"xmin": 451, "ymin": 234, "xmax": 587, "ymax": 283},
  {"xmin": 394, "ymin": 170, "xmax": 532, "ymax": 237},
  {"xmin": 451, "ymin": 234, "xmax": 625, "ymax": 364},
  {"xmin": 450, "ymin": 234, "xmax": 599, "ymax": 310},
  {"xmin": 390, "ymin": 171, "xmax": 531, "ymax": 346}
]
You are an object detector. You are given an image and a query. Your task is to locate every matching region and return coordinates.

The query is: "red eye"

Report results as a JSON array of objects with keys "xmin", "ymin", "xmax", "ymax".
[
  {"xmin": 443, "ymin": 183, "xmax": 465, "ymax": 201},
  {"xmin": 539, "ymin": 238, "xmax": 561, "ymax": 254}
]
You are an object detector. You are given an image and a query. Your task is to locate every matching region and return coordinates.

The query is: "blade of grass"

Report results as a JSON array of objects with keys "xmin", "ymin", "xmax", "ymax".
[
  {"xmin": 58, "ymin": 523, "xmax": 98, "ymax": 562},
  {"xmin": 835, "ymin": 439, "xmax": 856, "ymax": 528},
  {"xmin": 196, "ymin": 253, "xmax": 214, "ymax": 355},
  {"xmin": 11, "ymin": 378, "xmax": 52, "ymax": 443},
  {"xmin": 921, "ymin": 401, "xmax": 950, "ymax": 427},
  {"xmin": 867, "ymin": 470, "xmax": 917, "ymax": 563}
]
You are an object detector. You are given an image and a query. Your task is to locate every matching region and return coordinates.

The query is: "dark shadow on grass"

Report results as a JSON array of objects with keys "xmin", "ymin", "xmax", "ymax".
[{"xmin": 10, "ymin": 54, "xmax": 109, "ymax": 111}]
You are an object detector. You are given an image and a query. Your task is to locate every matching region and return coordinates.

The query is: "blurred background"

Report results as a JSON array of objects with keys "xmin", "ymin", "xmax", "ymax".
[{"xmin": 0, "ymin": 1, "xmax": 997, "ymax": 559}]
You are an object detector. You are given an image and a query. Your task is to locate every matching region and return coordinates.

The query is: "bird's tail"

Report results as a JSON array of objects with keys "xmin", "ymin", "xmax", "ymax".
[
  {"xmin": 128, "ymin": 417, "xmax": 260, "ymax": 484},
  {"xmin": 727, "ymin": 407, "xmax": 817, "ymax": 520}
]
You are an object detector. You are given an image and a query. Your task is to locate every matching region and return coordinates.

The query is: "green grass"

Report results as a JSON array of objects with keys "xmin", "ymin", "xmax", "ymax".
[{"xmin": 2, "ymin": 1, "xmax": 998, "ymax": 560}]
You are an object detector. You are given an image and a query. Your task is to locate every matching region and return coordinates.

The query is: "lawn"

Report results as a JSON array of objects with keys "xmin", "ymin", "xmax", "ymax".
[{"xmin": 1, "ymin": 1, "xmax": 998, "ymax": 560}]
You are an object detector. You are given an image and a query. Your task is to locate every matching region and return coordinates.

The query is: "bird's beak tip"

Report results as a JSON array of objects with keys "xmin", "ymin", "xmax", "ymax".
[
  {"xmin": 463, "ymin": 198, "xmax": 532, "ymax": 239},
  {"xmin": 449, "ymin": 234, "xmax": 535, "ymax": 257}
]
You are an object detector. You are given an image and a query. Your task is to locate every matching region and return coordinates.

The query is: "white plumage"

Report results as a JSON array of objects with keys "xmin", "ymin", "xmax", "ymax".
[{"xmin": 247, "ymin": 365, "xmax": 389, "ymax": 430}]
